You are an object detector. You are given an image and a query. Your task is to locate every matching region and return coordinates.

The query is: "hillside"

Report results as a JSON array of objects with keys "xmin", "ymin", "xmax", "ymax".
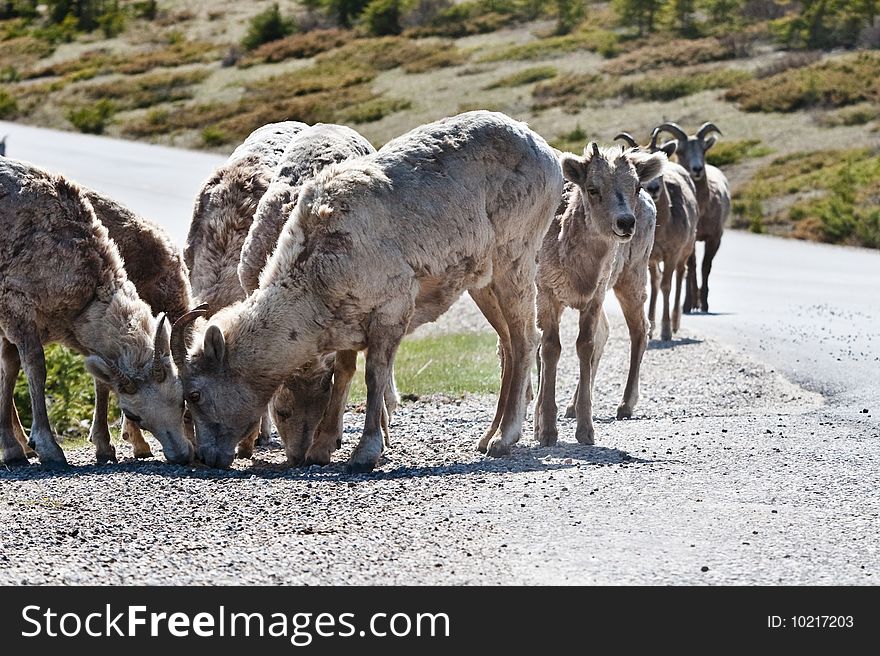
[{"xmin": 2, "ymin": 0, "xmax": 879, "ymax": 247}]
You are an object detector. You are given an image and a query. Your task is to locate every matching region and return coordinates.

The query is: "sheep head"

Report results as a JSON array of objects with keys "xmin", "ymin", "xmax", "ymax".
[
  {"xmin": 655, "ymin": 121, "xmax": 722, "ymax": 181},
  {"xmin": 561, "ymin": 142, "xmax": 666, "ymax": 242},
  {"xmin": 84, "ymin": 313, "xmax": 194, "ymax": 464},
  {"xmin": 614, "ymin": 131, "xmax": 677, "ymax": 203},
  {"xmin": 171, "ymin": 307, "xmax": 266, "ymax": 469}
]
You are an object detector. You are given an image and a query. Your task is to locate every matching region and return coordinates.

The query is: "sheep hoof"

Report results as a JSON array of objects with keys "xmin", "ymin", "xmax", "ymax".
[
  {"xmin": 1, "ymin": 443, "xmax": 30, "ymax": 466},
  {"xmin": 303, "ymin": 449, "xmax": 332, "ymax": 467},
  {"xmin": 564, "ymin": 405, "xmax": 577, "ymax": 419},
  {"xmin": 255, "ymin": 432, "xmax": 271, "ymax": 447},
  {"xmin": 616, "ymin": 404, "xmax": 633, "ymax": 420},
  {"xmin": 345, "ymin": 458, "xmax": 377, "ymax": 474},
  {"xmin": 39, "ymin": 455, "xmax": 69, "ymax": 470},
  {"xmin": 537, "ymin": 431, "xmax": 558, "ymax": 448},
  {"xmin": 24, "ymin": 447, "xmax": 38, "ymax": 459},
  {"xmin": 661, "ymin": 328, "xmax": 673, "ymax": 342},
  {"xmin": 95, "ymin": 447, "xmax": 117, "ymax": 465},
  {"xmin": 575, "ymin": 426, "xmax": 595, "ymax": 446},
  {"xmin": 486, "ymin": 437, "xmax": 511, "ymax": 457}
]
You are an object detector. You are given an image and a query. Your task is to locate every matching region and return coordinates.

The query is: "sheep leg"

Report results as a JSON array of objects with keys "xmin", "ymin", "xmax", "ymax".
[
  {"xmin": 15, "ymin": 331, "xmax": 66, "ymax": 467},
  {"xmin": 469, "ymin": 287, "xmax": 512, "ymax": 452},
  {"xmin": 485, "ymin": 274, "xmax": 537, "ymax": 457},
  {"xmin": 700, "ymin": 235, "xmax": 721, "ymax": 314},
  {"xmin": 235, "ymin": 426, "xmax": 259, "ymax": 460},
  {"xmin": 0, "ymin": 338, "xmax": 29, "ymax": 465},
  {"xmin": 534, "ymin": 302, "xmax": 562, "ymax": 447},
  {"xmin": 3, "ymin": 338, "xmax": 37, "ymax": 458},
  {"xmin": 648, "ymin": 260, "xmax": 660, "ymax": 339},
  {"xmin": 564, "ymin": 382, "xmax": 579, "ymax": 419},
  {"xmin": 672, "ymin": 260, "xmax": 686, "ymax": 333},
  {"xmin": 89, "ymin": 380, "xmax": 117, "ymax": 464},
  {"xmin": 122, "ymin": 417, "xmax": 154, "ymax": 459},
  {"xmin": 573, "ymin": 304, "xmax": 603, "ymax": 445},
  {"xmin": 612, "ymin": 281, "xmax": 648, "ymax": 420},
  {"xmin": 255, "ymin": 409, "xmax": 272, "ymax": 447},
  {"xmin": 683, "ymin": 249, "xmax": 698, "ymax": 313},
  {"xmin": 347, "ymin": 327, "xmax": 404, "ymax": 474},
  {"xmin": 382, "ymin": 368, "xmax": 399, "ymax": 448},
  {"xmin": 304, "ymin": 350, "xmax": 357, "ymax": 467},
  {"xmin": 659, "ymin": 260, "xmax": 674, "ymax": 342}
]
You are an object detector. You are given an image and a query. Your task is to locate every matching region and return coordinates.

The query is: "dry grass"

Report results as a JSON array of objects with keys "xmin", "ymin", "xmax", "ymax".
[
  {"xmin": 239, "ymin": 28, "xmax": 354, "ymax": 65},
  {"xmin": 601, "ymin": 37, "xmax": 741, "ymax": 75},
  {"xmin": 484, "ymin": 65, "xmax": 557, "ymax": 89},
  {"xmin": 478, "ymin": 27, "xmax": 621, "ymax": 63},
  {"xmin": 79, "ymin": 68, "xmax": 210, "ymax": 110}
]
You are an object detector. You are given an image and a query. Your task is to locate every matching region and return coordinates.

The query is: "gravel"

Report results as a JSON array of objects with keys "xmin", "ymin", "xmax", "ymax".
[{"xmin": 1, "ymin": 296, "xmax": 878, "ymax": 585}]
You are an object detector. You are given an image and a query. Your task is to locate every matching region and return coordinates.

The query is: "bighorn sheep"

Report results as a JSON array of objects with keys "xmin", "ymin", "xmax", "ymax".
[
  {"xmin": 615, "ymin": 131, "xmax": 698, "ymax": 341},
  {"xmin": 535, "ymin": 143, "xmax": 664, "ymax": 447},
  {"xmin": 0, "ymin": 158, "xmax": 193, "ymax": 467},
  {"xmin": 172, "ymin": 111, "xmax": 563, "ymax": 471},
  {"xmin": 654, "ymin": 122, "xmax": 731, "ymax": 314},
  {"xmin": 184, "ymin": 121, "xmax": 306, "ymax": 449},
  {"xmin": 237, "ymin": 123, "xmax": 377, "ymax": 465},
  {"xmin": 83, "ymin": 189, "xmax": 193, "ymax": 461}
]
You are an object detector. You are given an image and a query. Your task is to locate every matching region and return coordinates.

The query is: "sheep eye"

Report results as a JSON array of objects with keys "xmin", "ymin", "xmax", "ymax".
[
  {"xmin": 587, "ymin": 188, "xmax": 599, "ymax": 197},
  {"xmin": 188, "ymin": 390, "xmax": 202, "ymax": 404}
]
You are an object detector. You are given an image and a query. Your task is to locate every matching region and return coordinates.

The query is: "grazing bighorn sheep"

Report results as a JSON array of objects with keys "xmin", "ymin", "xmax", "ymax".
[
  {"xmin": 535, "ymin": 143, "xmax": 664, "ymax": 447},
  {"xmin": 172, "ymin": 111, "xmax": 563, "ymax": 471},
  {"xmin": 185, "ymin": 121, "xmax": 306, "ymax": 450},
  {"xmin": 83, "ymin": 189, "xmax": 194, "ymax": 461},
  {"xmin": 615, "ymin": 131, "xmax": 698, "ymax": 341},
  {"xmin": 237, "ymin": 123, "xmax": 377, "ymax": 465},
  {"xmin": 654, "ymin": 122, "xmax": 731, "ymax": 314},
  {"xmin": 0, "ymin": 158, "xmax": 193, "ymax": 467}
]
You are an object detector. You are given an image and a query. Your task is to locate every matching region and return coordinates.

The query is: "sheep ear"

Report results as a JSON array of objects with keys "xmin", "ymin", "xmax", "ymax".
[
  {"xmin": 84, "ymin": 355, "xmax": 115, "ymax": 388},
  {"xmin": 203, "ymin": 324, "xmax": 226, "ymax": 366},
  {"xmin": 702, "ymin": 135, "xmax": 717, "ymax": 151},
  {"xmin": 629, "ymin": 150, "xmax": 667, "ymax": 183},
  {"xmin": 560, "ymin": 153, "xmax": 588, "ymax": 186},
  {"xmin": 659, "ymin": 141, "xmax": 677, "ymax": 158}
]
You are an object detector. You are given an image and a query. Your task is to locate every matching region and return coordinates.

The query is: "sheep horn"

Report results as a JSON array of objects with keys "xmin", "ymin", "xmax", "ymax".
[
  {"xmin": 105, "ymin": 359, "xmax": 137, "ymax": 395},
  {"xmin": 649, "ymin": 127, "xmax": 663, "ymax": 151},
  {"xmin": 614, "ymin": 132, "xmax": 639, "ymax": 148},
  {"xmin": 654, "ymin": 122, "xmax": 689, "ymax": 142},
  {"xmin": 170, "ymin": 305, "xmax": 208, "ymax": 373},
  {"xmin": 152, "ymin": 313, "xmax": 167, "ymax": 382},
  {"xmin": 696, "ymin": 122, "xmax": 723, "ymax": 141}
]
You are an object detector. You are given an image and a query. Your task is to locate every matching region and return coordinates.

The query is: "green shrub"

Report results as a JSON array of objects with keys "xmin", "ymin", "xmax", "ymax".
[
  {"xmin": 551, "ymin": 124, "xmax": 588, "ymax": 152},
  {"xmin": 342, "ymin": 96, "xmax": 411, "ymax": 123},
  {"xmin": 239, "ymin": 28, "xmax": 353, "ymax": 65},
  {"xmin": 201, "ymin": 125, "xmax": 228, "ymax": 146},
  {"xmin": 480, "ymin": 27, "xmax": 620, "ymax": 62},
  {"xmin": 484, "ymin": 65, "xmax": 557, "ymax": 89},
  {"xmin": 241, "ymin": 3, "xmax": 296, "ymax": 51},
  {"xmin": 98, "ymin": 3, "xmax": 125, "ymax": 37},
  {"xmin": 14, "ymin": 344, "xmax": 116, "ymax": 439},
  {"xmin": 705, "ymin": 139, "xmax": 772, "ymax": 167},
  {"xmin": 81, "ymin": 68, "xmax": 210, "ymax": 110},
  {"xmin": 532, "ymin": 72, "xmax": 613, "ymax": 112},
  {"xmin": 67, "ymin": 98, "xmax": 115, "ymax": 133},
  {"xmin": 362, "ymin": 0, "xmax": 405, "ymax": 36},
  {"xmin": 619, "ymin": 68, "xmax": 751, "ymax": 102},
  {"xmin": 0, "ymin": 88, "xmax": 18, "ymax": 118},
  {"xmin": 601, "ymin": 36, "xmax": 739, "ymax": 75},
  {"xmin": 725, "ymin": 52, "xmax": 880, "ymax": 113}
]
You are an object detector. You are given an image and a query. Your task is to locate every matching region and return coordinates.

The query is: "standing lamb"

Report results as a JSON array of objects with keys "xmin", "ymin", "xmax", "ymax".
[
  {"xmin": 654, "ymin": 122, "xmax": 731, "ymax": 314},
  {"xmin": 83, "ymin": 189, "xmax": 194, "ymax": 461},
  {"xmin": 534, "ymin": 143, "xmax": 664, "ymax": 448},
  {"xmin": 615, "ymin": 131, "xmax": 698, "ymax": 341},
  {"xmin": 0, "ymin": 158, "xmax": 193, "ymax": 466},
  {"xmin": 171, "ymin": 111, "xmax": 564, "ymax": 471},
  {"xmin": 185, "ymin": 120, "xmax": 306, "ymax": 449},
  {"xmin": 237, "ymin": 123, "xmax": 377, "ymax": 465}
]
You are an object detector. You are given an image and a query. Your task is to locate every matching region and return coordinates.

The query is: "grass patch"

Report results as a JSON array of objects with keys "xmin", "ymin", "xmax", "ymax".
[
  {"xmin": 705, "ymin": 139, "xmax": 772, "ymax": 167},
  {"xmin": 551, "ymin": 124, "xmax": 588, "ymax": 152},
  {"xmin": 239, "ymin": 28, "xmax": 353, "ymax": 65},
  {"xmin": 201, "ymin": 124, "xmax": 229, "ymax": 147},
  {"xmin": 733, "ymin": 148, "xmax": 880, "ymax": 248},
  {"xmin": 725, "ymin": 52, "xmax": 880, "ymax": 113},
  {"xmin": 816, "ymin": 103, "xmax": 880, "ymax": 128},
  {"xmin": 484, "ymin": 65, "xmax": 557, "ymax": 89},
  {"xmin": 341, "ymin": 97, "xmax": 412, "ymax": 124},
  {"xmin": 402, "ymin": 47, "xmax": 468, "ymax": 74},
  {"xmin": 80, "ymin": 68, "xmax": 210, "ymax": 110},
  {"xmin": 14, "ymin": 344, "xmax": 118, "ymax": 439},
  {"xmin": 348, "ymin": 332, "xmax": 501, "ymax": 403},
  {"xmin": 479, "ymin": 27, "xmax": 620, "ymax": 62},
  {"xmin": 601, "ymin": 37, "xmax": 741, "ymax": 75},
  {"xmin": 532, "ymin": 72, "xmax": 614, "ymax": 112},
  {"xmin": 619, "ymin": 67, "xmax": 752, "ymax": 102}
]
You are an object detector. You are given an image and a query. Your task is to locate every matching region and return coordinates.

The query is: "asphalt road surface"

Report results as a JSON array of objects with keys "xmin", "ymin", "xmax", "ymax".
[{"xmin": 1, "ymin": 123, "xmax": 877, "ymax": 584}]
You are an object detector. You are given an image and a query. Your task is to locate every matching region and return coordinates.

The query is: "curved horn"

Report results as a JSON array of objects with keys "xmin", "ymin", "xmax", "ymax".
[
  {"xmin": 614, "ymin": 132, "xmax": 639, "ymax": 148},
  {"xmin": 654, "ymin": 122, "xmax": 688, "ymax": 142},
  {"xmin": 152, "ymin": 313, "xmax": 167, "ymax": 382},
  {"xmin": 109, "ymin": 360, "xmax": 137, "ymax": 395},
  {"xmin": 171, "ymin": 305, "xmax": 208, "ymax": 372},
  {"xmin": 649, "ymin": 127, "xmax": 663, "ymax": 151},
  {"xmin": 696, "ymin": 121, "xmax": 722, "ymax": 141}
]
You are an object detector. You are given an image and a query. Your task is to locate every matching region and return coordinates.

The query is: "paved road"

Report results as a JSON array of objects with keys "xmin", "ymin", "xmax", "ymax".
[
  {"xmin": 1, "ymin": 123, "xmax": 877, "ymax": 585},
  {"xmin": 0, "ymin": 121, "xmax": 224, "ymax": 246}
]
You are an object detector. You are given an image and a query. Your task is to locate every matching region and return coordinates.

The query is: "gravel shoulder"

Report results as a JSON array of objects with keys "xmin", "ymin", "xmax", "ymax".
[{"xmin": 3, "ymin": 295, "xmax": 877, "ymax": 585}]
